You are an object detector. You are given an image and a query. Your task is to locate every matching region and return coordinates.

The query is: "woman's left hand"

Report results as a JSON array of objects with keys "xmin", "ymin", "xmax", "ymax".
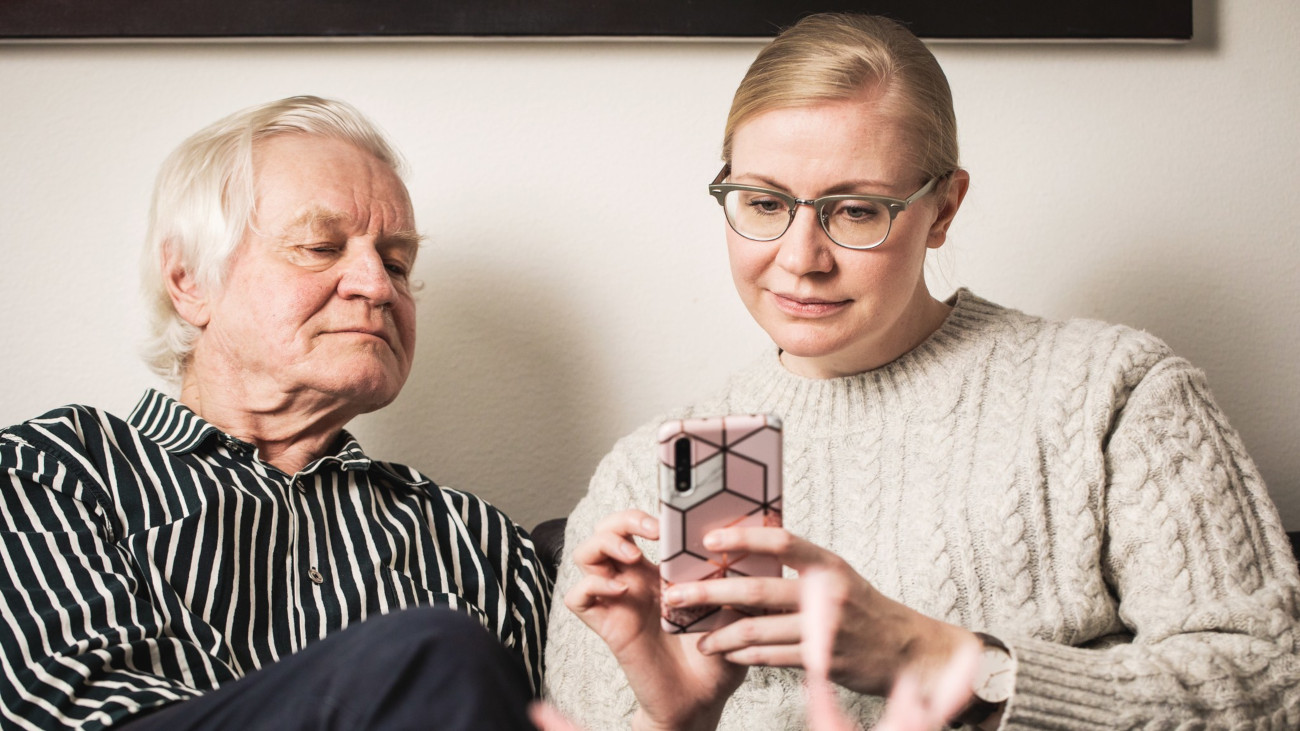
[{"xmin": 661, "ymin": 527, "xmax": 978, "ymax": 698}]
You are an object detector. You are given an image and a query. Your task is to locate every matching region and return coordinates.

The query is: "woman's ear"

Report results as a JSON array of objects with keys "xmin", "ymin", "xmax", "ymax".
[
  {"xmin": 162, "ymin": 245, "xmax": 211, "ymax": 328},
  {"xmin": 926, "ymin": 169, "xmax": 970, "ymax": 250}
]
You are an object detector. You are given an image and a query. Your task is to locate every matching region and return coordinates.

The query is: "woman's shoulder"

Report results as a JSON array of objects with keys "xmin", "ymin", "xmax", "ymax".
[{"xmin": 953, "ymin": 289, "xmax": 1175, "ymax": 374}]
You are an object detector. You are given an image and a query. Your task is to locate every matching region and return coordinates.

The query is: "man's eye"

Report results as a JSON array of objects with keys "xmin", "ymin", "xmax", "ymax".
[
  {"xmin": 306, "ymin": 244, "xmax": 341, "ymax": 254},
  {"xmin": 385, "ymin": 262, "xmax": 410, "ymax": 277}
]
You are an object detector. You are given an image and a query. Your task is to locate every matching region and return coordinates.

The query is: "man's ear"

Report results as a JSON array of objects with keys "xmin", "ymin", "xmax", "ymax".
[
  {"xmin": 162, "ymin": 245, "xmax": 211, "ymax": 328},
  {"xmin": 926, "ymin": 169, "xmax": 970, "ymax": 250}
]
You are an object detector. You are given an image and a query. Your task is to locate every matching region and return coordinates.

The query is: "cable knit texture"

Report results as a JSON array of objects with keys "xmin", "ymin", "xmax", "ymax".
[{"xmin": 544, "ymin": 290, "xmax": 1300, "ymax": 729}]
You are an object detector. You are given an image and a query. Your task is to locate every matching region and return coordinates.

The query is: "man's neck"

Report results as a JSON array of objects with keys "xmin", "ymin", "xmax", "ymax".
[{"xmin": 178, "ymin": 371, "xmax": 355, "ymax": 475}]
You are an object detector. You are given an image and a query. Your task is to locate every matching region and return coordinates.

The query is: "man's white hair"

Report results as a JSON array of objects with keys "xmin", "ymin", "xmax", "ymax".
[{"xmin": 140, "ymin": 95, "xmax": 407, "ymax": 382}]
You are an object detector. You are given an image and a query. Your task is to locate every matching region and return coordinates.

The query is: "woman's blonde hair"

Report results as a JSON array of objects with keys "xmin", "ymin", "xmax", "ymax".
[
  {"xmin": 722, "ymin": 13, "xmax": 959, "ymax": 182},
  {"xmin": 140, "ymin": 95, "xmax": 406, "ymax": 382}
]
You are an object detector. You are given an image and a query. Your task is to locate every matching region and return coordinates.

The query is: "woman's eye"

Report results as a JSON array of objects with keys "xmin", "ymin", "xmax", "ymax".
[
  {"xmin": 835, "ymin": 201, "xmax": 882, "ymax": 222},
  {"xmin": 747, "ymin": 197, "xmax": 788, "ymax": 215}
]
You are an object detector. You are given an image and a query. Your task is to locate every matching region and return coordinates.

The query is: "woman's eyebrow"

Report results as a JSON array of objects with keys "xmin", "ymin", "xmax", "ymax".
[{"xmin": 729, "ymin": 172, "xmax": 893, "ymax": 196}]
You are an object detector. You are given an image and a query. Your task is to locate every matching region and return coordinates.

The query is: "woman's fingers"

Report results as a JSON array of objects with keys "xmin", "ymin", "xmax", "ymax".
[
  {"xmin": 571, "ymin": 509, "xmax": 659, "ymax": 570},
  {"xmin": 702, "ymin": 526, "xmax": 838, "ymax": 572},
  {"xmin": 800, "ymin": 568, "xmax": 842, "ymax": 680},
  {"xmin": 696, "ymin": 612, "xmax": 803, "ymax": 658},
  {"xmin": 529, "ymin": 702, "xmax": 583, "ymax": 731},
  {"xmin": 722, "ymin": 643, "xmax": 804, "ymax": 667},
  {"xmin": 564, "ymin": 573, "xmax": 629, "ymax": 613},
  {"xmin": 662, "ymin": 575, "xmax": 800, "ymax": 612}
]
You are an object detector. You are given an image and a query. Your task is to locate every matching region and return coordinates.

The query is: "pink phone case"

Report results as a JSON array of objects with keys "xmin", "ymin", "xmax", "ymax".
[{"xmin": 658, "ymin": 414, "xmax": 783, "ymax": 634}]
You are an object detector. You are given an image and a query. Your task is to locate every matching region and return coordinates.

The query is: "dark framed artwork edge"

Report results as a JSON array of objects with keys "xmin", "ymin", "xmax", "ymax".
[{"xmin": 1, "ymin": 1, "xmax": 1193, "ymax": 42}]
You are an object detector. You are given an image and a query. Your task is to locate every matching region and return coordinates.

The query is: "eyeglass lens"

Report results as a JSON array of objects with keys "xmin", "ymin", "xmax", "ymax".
[{"xmin": 721, "ymin": 190, "xmax": 892, "ymax": 248}]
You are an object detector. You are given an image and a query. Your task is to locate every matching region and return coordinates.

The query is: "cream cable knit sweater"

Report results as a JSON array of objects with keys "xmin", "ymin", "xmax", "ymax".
[{"xmin": 544, "ymin": 290, "xmax": 1300, "ymax": 729}]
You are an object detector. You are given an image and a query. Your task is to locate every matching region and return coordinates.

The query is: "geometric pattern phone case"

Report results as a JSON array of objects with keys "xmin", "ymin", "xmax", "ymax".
[{"xmin": 658, "ymin": 414, "xmax": 783, "ymax": 634}]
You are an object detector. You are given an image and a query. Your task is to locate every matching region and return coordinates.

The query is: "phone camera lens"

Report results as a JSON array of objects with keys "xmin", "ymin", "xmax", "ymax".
[{"xmin": 673, "ymin": 437, "xmax": 692, "ymax": 493}]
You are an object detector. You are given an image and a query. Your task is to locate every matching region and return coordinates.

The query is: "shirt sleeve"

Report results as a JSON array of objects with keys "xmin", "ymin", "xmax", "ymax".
[
  {"xmin": 439, "ymin": 485, "xmax": 552, "ymax": 696},
  {"xmin": 1002, "ymin": 357, "xmax": 1300, "ymax": 728},
  {"xmin": 505, "ymin": 513, "xmax": 553, "ymax": 695},
  {"xmin": 0, "ymin": 428, "xmax": 224, "ymax": 730}
]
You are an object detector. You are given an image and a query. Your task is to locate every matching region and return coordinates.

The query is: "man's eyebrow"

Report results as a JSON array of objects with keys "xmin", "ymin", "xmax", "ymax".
[
  {"xmin": 384, "ymin": 229, "xmax": 424, "ymax": 249},
  {"xmin": 280, "ymin": 208, "xmax": 347, "ymax": 237},
  {"xmin": 278, "ymin": 209, "xmax": 423, "ymax": 249}
]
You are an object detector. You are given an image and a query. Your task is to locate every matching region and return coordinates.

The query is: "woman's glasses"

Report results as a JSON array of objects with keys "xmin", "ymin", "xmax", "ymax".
[{"xmin": 708, "ymin": 166, "xmax": 941, "ymax": 250}]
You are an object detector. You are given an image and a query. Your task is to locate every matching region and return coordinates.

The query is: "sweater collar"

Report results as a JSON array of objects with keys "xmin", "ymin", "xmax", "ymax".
[{"xmin": 723, "ymin": 289, "xmax": 1012, "ymax": 435}]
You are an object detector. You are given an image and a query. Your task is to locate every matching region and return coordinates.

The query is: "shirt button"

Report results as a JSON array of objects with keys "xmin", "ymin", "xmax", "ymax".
[
  {"xmin": 294, "ymin": 478, "xmax": 308, "ymax": 494},
  {"xmin": 308, "ymin": 567, "xmax": 324, "ymax": 584}
]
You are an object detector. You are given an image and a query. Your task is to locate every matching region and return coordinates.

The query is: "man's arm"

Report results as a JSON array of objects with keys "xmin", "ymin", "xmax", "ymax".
[
  {"xmin": 438, "ymin": 486, "xmax": 551, "ymax": 695},
  {"xmin": 508, "ymin": 518, "xmax": 553, "ymax": 694},
  {"xmin": 0, "ymin": 428, "xmax": 230, "ymax": 730}
]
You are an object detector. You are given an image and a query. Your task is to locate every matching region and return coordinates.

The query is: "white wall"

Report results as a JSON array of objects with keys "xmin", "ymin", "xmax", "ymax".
[{"xmin": 2, "ymin": 1, "xmax": 1297, "ymax": 532}]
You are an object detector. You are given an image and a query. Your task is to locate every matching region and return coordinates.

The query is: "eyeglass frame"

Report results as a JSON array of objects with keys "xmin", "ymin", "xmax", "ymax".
[{"xmin": 707, "ymin": 165, "xmax": 946, "ymax": 251}]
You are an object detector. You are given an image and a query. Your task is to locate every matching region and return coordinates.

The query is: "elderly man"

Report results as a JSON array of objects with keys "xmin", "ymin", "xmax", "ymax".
[{"xmin": 0, "ymin": 97, "xmax": 548, "ymax": 729}]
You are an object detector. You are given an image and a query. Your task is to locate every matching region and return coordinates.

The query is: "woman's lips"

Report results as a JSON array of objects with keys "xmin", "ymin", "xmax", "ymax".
[{"xmin": 770, "ymin": 292, "xmax": 850, "ymax": 318}]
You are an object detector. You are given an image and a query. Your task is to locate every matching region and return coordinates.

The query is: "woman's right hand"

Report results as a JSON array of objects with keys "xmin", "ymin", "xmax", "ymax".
[{"xmin": 564, "ymin": 509, "xmax": 747, "ymax": 731}]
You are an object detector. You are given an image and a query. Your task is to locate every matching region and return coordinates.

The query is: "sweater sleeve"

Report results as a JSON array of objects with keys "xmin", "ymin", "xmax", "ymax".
[
  {"xmin": 543, "ymin": 428, "xmax": 660, "ymax": 730},
  {"xmin": 0, "ymin": 429, "xmax": 214, "ymax": 730},
  {"xmin": 1003, "ymin": 357, "xmax": 1300, "ymax": 728}
]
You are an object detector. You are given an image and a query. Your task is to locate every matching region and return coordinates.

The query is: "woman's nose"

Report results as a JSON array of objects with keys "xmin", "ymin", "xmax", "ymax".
[{"xmin": 775, "ymin": 205, "xmax": 836, "ymax": 276}]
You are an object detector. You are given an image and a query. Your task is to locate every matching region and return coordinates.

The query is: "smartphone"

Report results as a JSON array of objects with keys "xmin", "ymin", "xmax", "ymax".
[{"xmin": 658, "ymin": 414, "xmax": 783, "ymax": 634}]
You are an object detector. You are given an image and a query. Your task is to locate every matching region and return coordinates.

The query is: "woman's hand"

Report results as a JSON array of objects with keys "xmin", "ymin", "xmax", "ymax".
[
  {"xmin": 564, "ymin": 509, "xmax": 747, "ymax": 731},
  {"xmin": 662, "ymin": 527, "xmax": 979, "ymax": 699}
]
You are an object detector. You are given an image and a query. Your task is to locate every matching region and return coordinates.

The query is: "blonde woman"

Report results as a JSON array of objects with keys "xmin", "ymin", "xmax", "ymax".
[{"xmin": 544, "ymin": 12, "xmax": 1300, "ymax": 731}]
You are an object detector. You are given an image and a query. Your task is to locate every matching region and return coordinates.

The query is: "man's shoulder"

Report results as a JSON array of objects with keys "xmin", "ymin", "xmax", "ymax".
[
  {"xmin": 0, "ymin": 403, "xmax": 132, "ymax": 515},
  {"xmin": 1, "ymin": 402, "xmax": 124, "ymax": 456}
]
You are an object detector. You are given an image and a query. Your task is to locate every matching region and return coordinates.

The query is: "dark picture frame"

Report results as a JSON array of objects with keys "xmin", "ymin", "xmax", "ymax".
[{"xmin": 1, "ymin": 1, "xmax": 1192, "ymax": 41}]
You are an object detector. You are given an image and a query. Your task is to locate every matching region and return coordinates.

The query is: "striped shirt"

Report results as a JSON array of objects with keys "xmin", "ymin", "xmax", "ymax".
[{"xmin": 0, "ymin": 390, "xmax": 550, "ymax": 730}]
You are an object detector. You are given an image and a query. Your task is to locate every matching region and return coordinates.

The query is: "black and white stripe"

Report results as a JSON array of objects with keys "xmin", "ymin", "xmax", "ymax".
[{"xmin": 0, "ymin": 390, "xmax": 550, "ymax": 729}]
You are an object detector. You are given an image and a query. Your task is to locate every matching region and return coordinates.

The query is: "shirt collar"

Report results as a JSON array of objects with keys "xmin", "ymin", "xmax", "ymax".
[
  {"xmin": 126, "ymin": 390, "xmax": 423, "ymax": 486},
  {"xmin": 129, "ymin": 389, "xmax": 222, "ymax": 454}
]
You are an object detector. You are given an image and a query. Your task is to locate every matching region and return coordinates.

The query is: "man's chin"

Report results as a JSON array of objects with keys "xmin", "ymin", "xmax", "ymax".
[{"xmin": 313, "ymin": 371, "xmax": 407, "ymax": 414}]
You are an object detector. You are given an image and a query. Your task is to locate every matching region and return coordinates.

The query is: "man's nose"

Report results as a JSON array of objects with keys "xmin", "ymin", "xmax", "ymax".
[{"xmin": 338, "ymin": 247, "xmax": 396, "ymax": 304}]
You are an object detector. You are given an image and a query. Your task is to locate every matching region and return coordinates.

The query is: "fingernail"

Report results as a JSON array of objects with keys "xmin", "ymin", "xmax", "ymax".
[
  {"xmin": 702, "ymin": 531, "xmax": 723, "ymax": 550},
  {"xmin": 607, "ymin": 579, "xmax": 626, "ymax": 592},
  {"xmin": 663, "ymin": 587, "xmax": 684, "ymax": 606},
  {"xmin": 621, "ymin": 542, "xmax": 640, "ymax": 559},
  {"xmin": 641, "ymin": 517, "xmax": 658, "ymax": 533}
]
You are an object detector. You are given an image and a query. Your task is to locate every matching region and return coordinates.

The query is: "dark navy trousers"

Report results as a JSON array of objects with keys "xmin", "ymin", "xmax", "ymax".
[{"xmin": 121, "ymin": 607, "xmax": 538, "ymax": 730}]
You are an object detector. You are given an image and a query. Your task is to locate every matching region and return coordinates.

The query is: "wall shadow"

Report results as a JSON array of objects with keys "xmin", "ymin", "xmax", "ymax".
[{"xmin": 351, "ymin": 261, "xmax": 622, "ymax": 530}]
